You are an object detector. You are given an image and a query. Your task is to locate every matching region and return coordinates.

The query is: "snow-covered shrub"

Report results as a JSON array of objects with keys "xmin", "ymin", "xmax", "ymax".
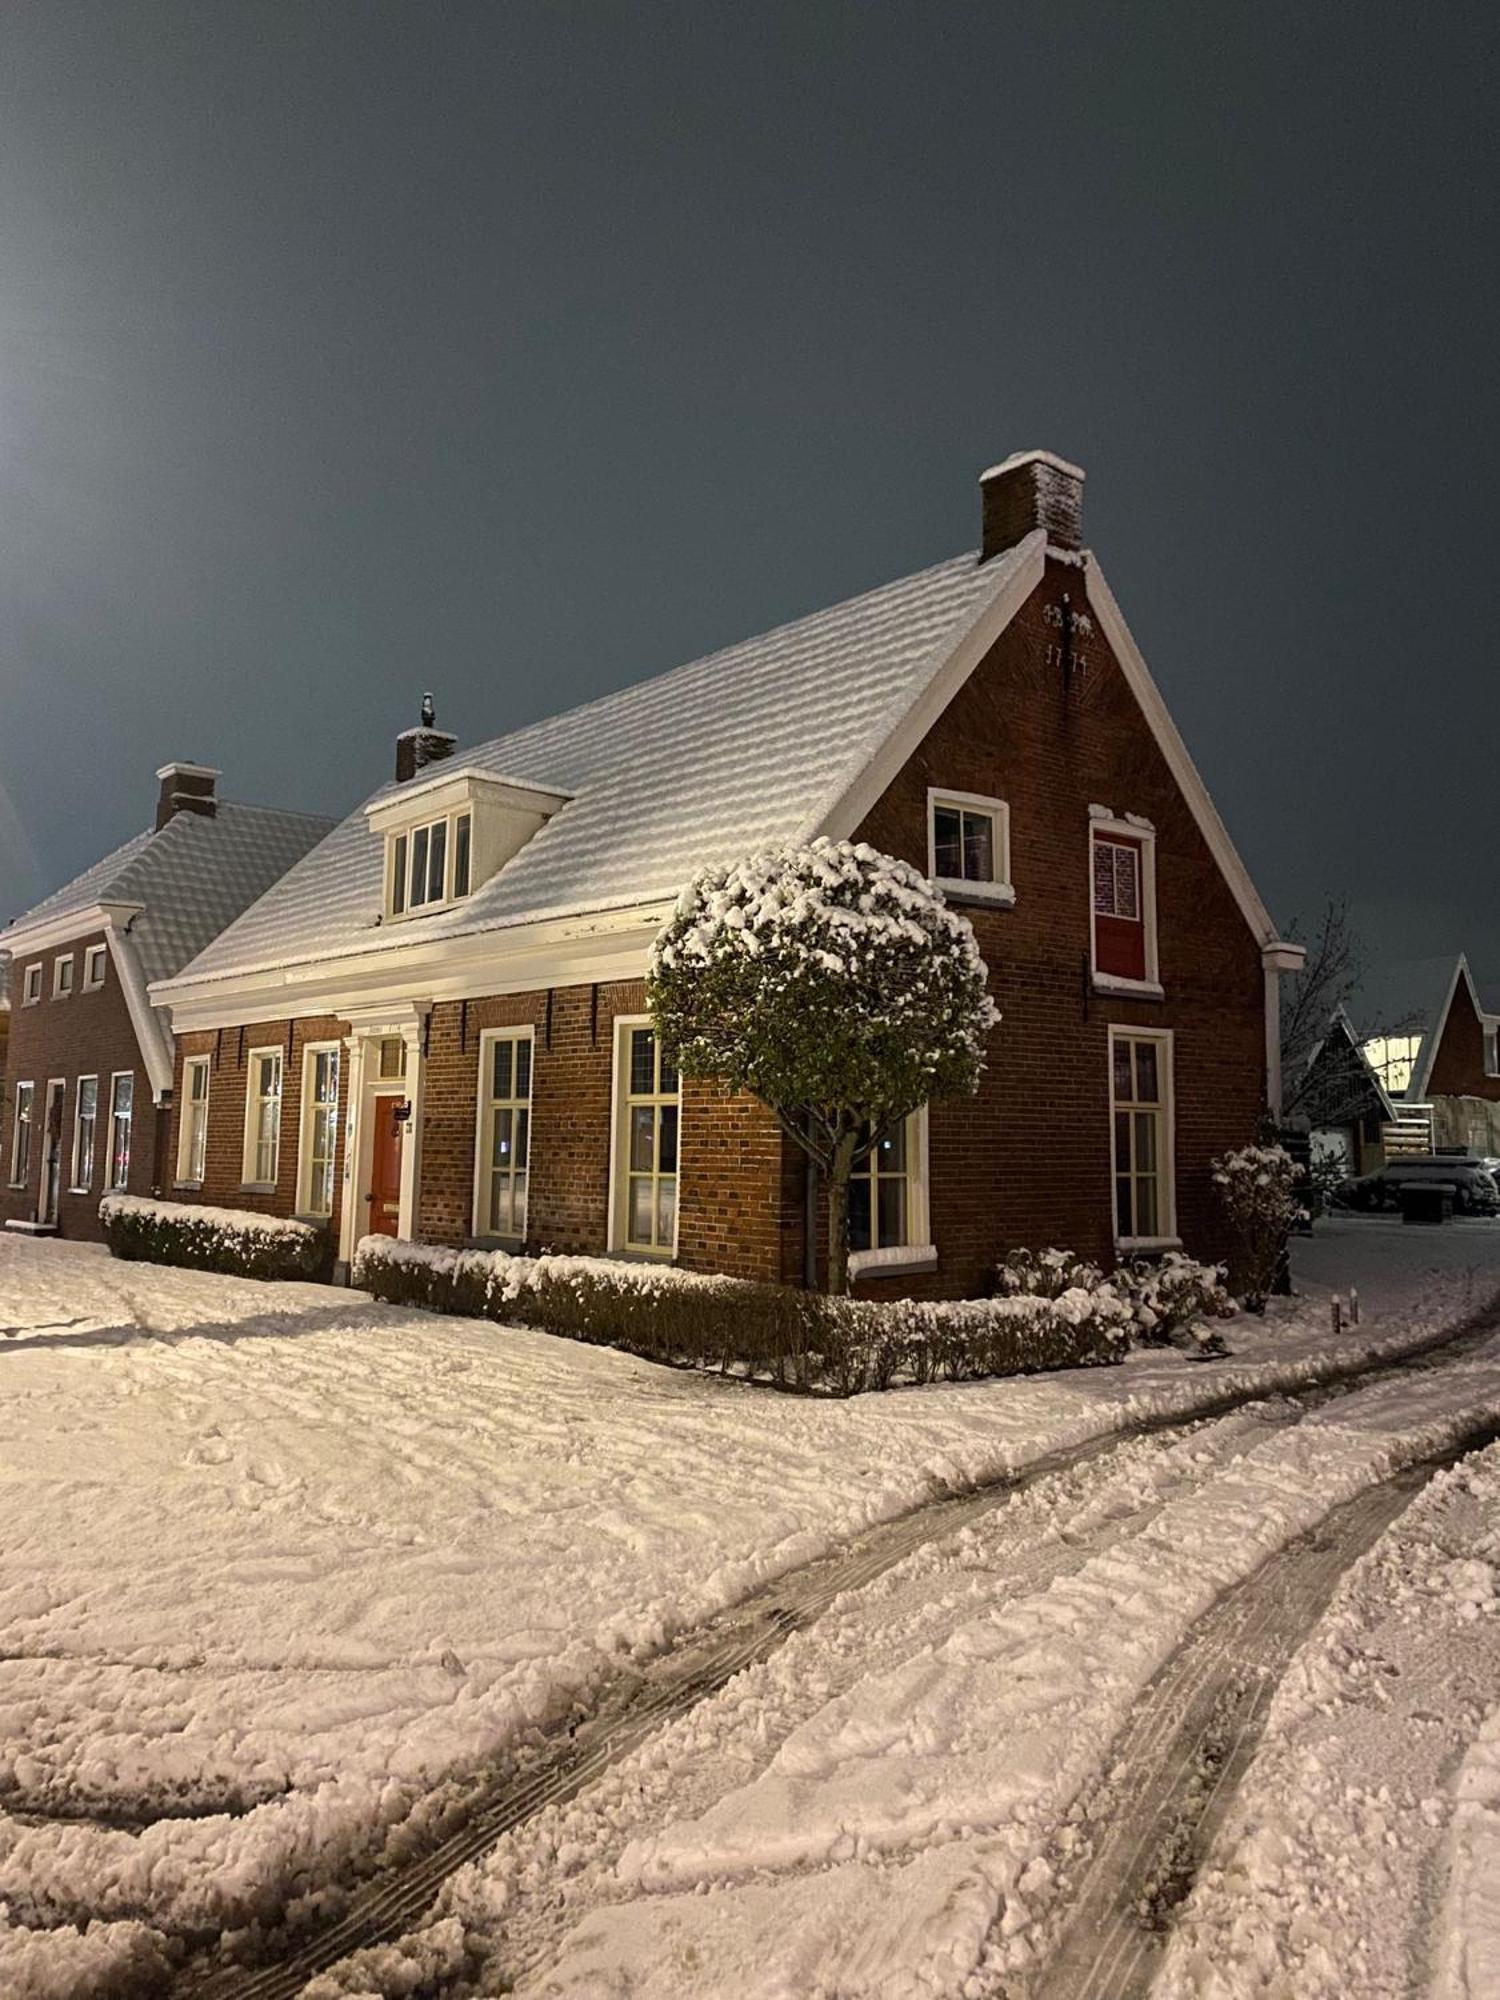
[
  {"xmin": 352, "ymin": 1237, "xmax": 1129, "ymax": 1395},
  {"xmin": 1211, "ymin": 1144, "xmax": 1300, "ymax": 1313},
  {"xmin": 995, "ymin": 1246, "xmax": 1106, "ymax": 1299},
  {"xmin": 648, "ymin": 837, "xmax": 999, "ymax": 1294},
  {"xmin": 99, "ymin": 1194, "xmax": 330, "ymax": 1282},
  {"xmin": 1120, "ymin": 1251, "xmax": 1232, "ymax": 1352}
]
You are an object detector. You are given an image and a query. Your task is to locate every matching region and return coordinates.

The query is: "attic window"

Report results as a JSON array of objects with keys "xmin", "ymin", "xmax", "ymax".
[{"xmin": 388, "ymin": 811, "xmax": 472, "ymax": 919}]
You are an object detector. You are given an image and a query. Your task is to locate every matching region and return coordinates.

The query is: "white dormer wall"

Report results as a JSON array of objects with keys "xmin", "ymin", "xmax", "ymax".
[{"xmin": 366, "ymin": 766, "xmax": 572, "ymax": 921}]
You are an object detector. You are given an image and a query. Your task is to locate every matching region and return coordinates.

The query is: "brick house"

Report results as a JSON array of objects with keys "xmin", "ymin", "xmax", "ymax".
[
  {"xmin": 0, "ymin": 767, "xmax": 333, "ymax": 1241},
  {"xmin": 152, "ymin": 452, "xmax": 1304, "ymax": 1296},
  {"xmin": 1360, "ymin": 954, "xmax": 1500, "ymax": 1158}
]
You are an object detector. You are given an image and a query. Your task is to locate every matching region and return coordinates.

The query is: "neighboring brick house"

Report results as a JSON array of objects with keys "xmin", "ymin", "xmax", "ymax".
[
  {"xmin": 1360, "ymin": 954, "xmax": 1500, "ymax": 1158},
  {"xmin": 0, "ymin": 767, "xmax": 334, "ymax": 1242},
  {"xmin": 152, "ymin": 452, "xmax": 1304, "ymax": 1296}
]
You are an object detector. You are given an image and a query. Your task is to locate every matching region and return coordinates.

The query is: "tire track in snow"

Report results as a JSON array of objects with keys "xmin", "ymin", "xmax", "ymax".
[
  {"xmin": 1027, "ymin": 1415, "xmax": 1500, "ymax": 2000},
  {"xmin": 174, "ymin": 1304, "xmax": 1500, "ymax": 2000}
]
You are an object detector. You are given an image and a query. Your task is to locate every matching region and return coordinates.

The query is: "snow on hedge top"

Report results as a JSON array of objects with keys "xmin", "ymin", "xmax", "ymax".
[
  {"xmin": 162, "ymin": 540, "xmax": 1034, "ymax": 988},
  {"xmin": 100, "ymin": 1194, "xmax": 319, "ymax": 1241}
]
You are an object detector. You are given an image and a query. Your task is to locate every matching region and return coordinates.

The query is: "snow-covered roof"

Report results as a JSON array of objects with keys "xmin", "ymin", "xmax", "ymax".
[
  {"xmin": 164, "ymin": 543, "xmax": 1037, "ymax": 988},
  {"xmin": 0, "ymin": 802, "xmax": 336, "ymax": 987}
]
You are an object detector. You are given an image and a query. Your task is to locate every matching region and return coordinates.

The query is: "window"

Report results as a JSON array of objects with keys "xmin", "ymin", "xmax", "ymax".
[
  {"xmin": 53, "ymin": 955, "xmax": 74, "ymax": 999},
  {"xmin": 613, "ymin": 1023, "xmax": 679, "ymax": 1256},
  {"xmin": 475, "ymin": 1031, "xmax": 532, "ymax": 1239},
  {"xmin": 377, "ymin": 1036, "xmax": 408, "ymax": 1080},
  {"xmin": 927, "ymin": 789, "xmax": 1012, "ymax": 902},
  {"xmin": 1111, "ymin": 1029, "xmax": 1175, "ymax": 1245},
  {"xmin": 297, "ymin": 1045, "xmax": 340, "ymax": 1217},
  {"xmin": 1486, "ymin": 1025, "xmax": 1499, "ymax": 1079},
  {"xmin": 178, "ymin": 1057, "xmax": 210, "ymax": 1184},
  {"xmin": 243, "ymin": 1047, "xmax": 284, "ymax": 1185},
  {"xmin": 850, "ymin": 1121, "xmax": 911, "ymax": 1253},
  {"xmin": 82, "ymin": 944, "xmax": 107, "ymax": 992},
  {"xmin": 1091, "ymin": 819, "xmax": 1158, "ymax": 990},
  {"xmin": 71, "ymin": 1077, "xmax": 98, "ymax": 1192},
  {"xmin": 386, "ymin": 811, "xmax": 473, "ymax": 918},
  {"xmin": 9, "ymin": 1082, "xmax": 34, "ymax": 1186},
  {"xmin": 108, "ymin": 1074, "xmax": 133, "ymax": 1192},
  {"xmin": 21, "ymin": 963, "xmax": 41, "ymax": 1006}
]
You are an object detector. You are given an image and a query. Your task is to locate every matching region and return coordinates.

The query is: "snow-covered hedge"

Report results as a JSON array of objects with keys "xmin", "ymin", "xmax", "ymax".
[
  {"xmin": 997, "ymin": 1245, "xmax": 1232, "ymax": 1353},
  {"xmin": 99, "ymin": 1194, "xmax": 331, "ymax": 1281},
  {"xmin": 352, "ymin": 1238, "xmax": 1130, "ymax": 1396}
]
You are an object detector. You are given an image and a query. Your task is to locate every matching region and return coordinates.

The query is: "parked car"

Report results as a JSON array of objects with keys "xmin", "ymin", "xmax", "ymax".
[{"xmin": 1339, "ymin": 1158, "xmax": 1500, "ymax": 1216}]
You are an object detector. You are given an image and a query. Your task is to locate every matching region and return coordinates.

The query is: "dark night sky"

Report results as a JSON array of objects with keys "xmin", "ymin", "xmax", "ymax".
[{"xmin": 1, "ymin": 2, "xmax": 1496, "ymax": 986}]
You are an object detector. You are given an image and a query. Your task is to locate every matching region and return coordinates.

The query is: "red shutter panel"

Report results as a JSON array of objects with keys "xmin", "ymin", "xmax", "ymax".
[{"xmin": 1093, "ymin": 833, "xmax": 1146, "ymax": 980}]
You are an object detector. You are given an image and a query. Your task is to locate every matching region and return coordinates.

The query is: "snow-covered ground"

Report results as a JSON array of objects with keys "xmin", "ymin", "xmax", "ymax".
[{"xmin": 1, "ymin": 1221, "xmax": 1499, "ymax": 1995}]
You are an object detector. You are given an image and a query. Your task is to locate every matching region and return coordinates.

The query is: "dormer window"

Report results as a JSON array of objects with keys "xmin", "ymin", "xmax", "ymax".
[
  {"xmin": 389, "ymin": 810, "xmax": 471, "ymax": 917},
  {"xmin": 368, "ymin": 766, "xmax": 572, "ymax": 924}
]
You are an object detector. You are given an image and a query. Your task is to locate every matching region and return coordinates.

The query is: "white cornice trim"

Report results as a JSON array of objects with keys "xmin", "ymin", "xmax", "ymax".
[
  {"xmin": 0, "ymin": 900, "xmax": 146, "ymax": 960},
  {"xmin": 1084, "ymin": 560, "xmax": 1282, "ymax": 948},
  {"xmin": 810, "ymin": 531, "xmax": 1048, "ymax": 841}
]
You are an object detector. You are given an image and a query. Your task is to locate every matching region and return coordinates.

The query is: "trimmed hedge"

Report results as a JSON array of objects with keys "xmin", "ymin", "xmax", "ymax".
[
  {"xmin": 351, "ymin": 1238, "xmax": 1131, "ymax": 1395},
  {"xmin": 99, "ymin": 1195, "xmax": 332, "ymax": 1282}
]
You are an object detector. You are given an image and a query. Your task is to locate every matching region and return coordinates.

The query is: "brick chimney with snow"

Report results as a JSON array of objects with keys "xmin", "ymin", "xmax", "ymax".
[
  {"xmin": 154, "ymin": 762, "xmax": 220, "ymax": 831},
  {"xmin": 979, "ymin": 450, "xmax": 1085, "ymax": 562},
  {"xmin": 395, "ymin": 692, "xmax": 458, "ymax": 783}
]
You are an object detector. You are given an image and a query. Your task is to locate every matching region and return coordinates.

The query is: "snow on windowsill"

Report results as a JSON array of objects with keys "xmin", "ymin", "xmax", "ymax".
[
  {"xmin": 1093, "ymin": 973, "xmax": 1165, "ymax": 1001},
  {"xmin": 1116, "ymin": 1235, "xmax": 1183, "ymax": 1254},
  {"xmin": 849, "ymin": 1243, "xmax": 940, "ymax": 1281},
  {"xmin": 934, "ymin": 877, "xmax": 1016, "ymax": 910}
]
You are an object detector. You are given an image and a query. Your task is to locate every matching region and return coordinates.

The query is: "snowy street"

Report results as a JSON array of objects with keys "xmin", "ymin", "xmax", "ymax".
[{"xmin": 5, "ymin": 1226, "xmax": 1500, "ymax": 1996}]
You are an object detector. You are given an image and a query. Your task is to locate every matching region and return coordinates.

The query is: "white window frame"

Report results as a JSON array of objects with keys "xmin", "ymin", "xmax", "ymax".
[
  {"xmin": 1485, "ymin": 1022, "xmax": 1499, "ymax": 1079},
  {"xmin": 1089, "ymin": 813, "xmax": 1162, "ymax": 998},
  {"xmin": 178, "ymin": 1056, "xmax": 211, "ymax": 1185},
  {"xmin": 384, "ymin": 808, "xmax": 474, "ymax": 921},
  {"xmin": 242, "ymin": 1045, "xmax": 284, "ymax": 1188},
  {"xmin": 9, "ymin": 1081, "xmax": 34, "ymax": 1187},
  {"xmin": 107, "ymin": 1072, "xmax": 134, "ymax": 1193},
  {"xmin": 847, "ymin": 1106, "xmax": 937, "ymax": 1280},
  {"xmin": 21, "ymin": 963, "xmax": 42, "ymax": 1006},
  {"xmin": 70, "ymin": 1075, "xmax": 99, "ymax": 1193},
  {"xmin": 296, "ymin": 1042, "xmax": 341, "ymax": 1218},
  {"xmin": 607, "ymin": 1016, "xmax": 681, "ymax": 1259},
  {"xmin": 82, "ymin": 943, "xmax": 107, "ymax": 992},
  {"xmin": 471, "ymin": 1027, "xmax": 534, "ymax": 1241},
  {"xmin": 52, "ymin": 954, "xmax": 75, "ymax": 1000},
  {"xmin": 926, "ymin": 788, "xmax": 1014, "ymax": 906},
  {"xmin": 1108, "ymin": 1024, "xmax": 1178, "ymax": 1250}
]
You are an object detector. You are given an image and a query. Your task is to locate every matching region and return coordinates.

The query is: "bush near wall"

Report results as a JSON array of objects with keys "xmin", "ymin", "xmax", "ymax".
[
  {"xmin": 99, "ymin": 1195, "xmax": 332, "ymax": 1282},
  {"xmin": 352, "ymin": 1237, "xmax": 1133, "ymax": 1395}
]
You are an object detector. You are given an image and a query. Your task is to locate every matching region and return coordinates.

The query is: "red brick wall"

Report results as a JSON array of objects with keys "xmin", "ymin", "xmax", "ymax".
[
  {"xmin": 0, "ymin": 931, "xmax": 161, "ymax": 1241},
  {"xmin": 1428, "ymin": 977, "xmax": 1500, "ymax": 1103}
]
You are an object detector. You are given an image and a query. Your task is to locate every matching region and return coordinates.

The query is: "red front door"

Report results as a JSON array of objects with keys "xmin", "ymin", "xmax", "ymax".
[{"xmin": 367, "ymin": 1094, "xmax": 404, "ymax": 1237}]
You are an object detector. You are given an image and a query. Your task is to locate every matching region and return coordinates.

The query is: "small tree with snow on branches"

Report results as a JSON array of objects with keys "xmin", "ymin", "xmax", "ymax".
[
  {"xmin": 648, "ymin": 838, "xmax": 1000, "ymax": 1294},
  {"xmin": 1212, "ymin": 1143, "xmax": 1300, "ymax": 1313}
]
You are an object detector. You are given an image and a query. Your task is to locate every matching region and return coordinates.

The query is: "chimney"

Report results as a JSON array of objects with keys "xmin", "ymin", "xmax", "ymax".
[
  {"xmin": 154, "ymin": 761, "xmax": 220, "ymax": 831},
  {"xmin": 395, "ymin": 691, "xmax": 458, "ymax": 784},
  {"xmin": 979, "ymin": 450, "xmax": 1086, "ymax": 562}
]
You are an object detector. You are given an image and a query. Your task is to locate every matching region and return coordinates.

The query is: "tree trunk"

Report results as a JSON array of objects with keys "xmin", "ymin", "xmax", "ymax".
[{"xmin": 824, "ymin": 1128, "xmax": 859, "ymax": 1295}]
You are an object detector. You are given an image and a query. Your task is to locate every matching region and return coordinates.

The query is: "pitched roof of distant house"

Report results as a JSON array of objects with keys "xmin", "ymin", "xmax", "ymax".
[
  {"xmin": 0, "ymin": 800, "xmax": 336, "ymax": 987},
  {"xmin": 1354, "ymin": 953, "xmax": 1499, "ymax": 1101},
  {"xmin": 160, "ymin": 525, "xmax": 1289, "ymax": 1004}
]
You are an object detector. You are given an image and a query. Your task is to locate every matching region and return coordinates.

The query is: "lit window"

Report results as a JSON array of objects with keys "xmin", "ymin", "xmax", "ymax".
[
  {"xmin": 243, "ymin": 1047, "xmax": 284, "ymax": 1185},
  {"xmin": 22, "ymin": 963, "xmax": 42, "ymax": 1006},
  {"xmin": 1091, "ymin": 821, "xmax": 1157, "ymax": 987},
  {"xmin": 82, "ymin": 944, "xmax": 107, "ymax": 991},
  {"xmin": 53, "ymin": 955, "xmax": 74, "ymax": 1000},
  {"xmin": 178, "ymin": 1057, "xmax": 210, "ymax": 1184},
  {"xmin": 1111, "ymin": 1030, "xmax": 1174, "ymax": 1243},
  {"xmin": 387, "ymin": 811, "xmax": 473, "ymax": 918},
  {"xmin": 476, "ymin": 1032, "xmax": 531, "ymax": 1238},
  {"xmin": 849, "ymin": 1120, "xmax": 913, "ymax": 1252},
  {"xmin": 928, "ymin": 790, "xmax": 1012, "ymax": 900},
  {"xmin": 614, "ymin": 1024, "xmax": 679, "ymax": 1256},
  {"xmin": 71, "ymin": 1077, "xmax": 98, "ymax": 1192},
  {"xmin": 10, "ymin": 1082, "xmax": 34, "ymax": 1186},
  {"xmin": 377, "ymin": 1036, "xmax": 407, "ymax": 1080},
  {"xmin": 298, "ymin": 1046, "xmax": 340, "ymax": 1217},
  {"xmin": 108, "ymin": 1074, "xmax": 133, "ymax": 1192}
]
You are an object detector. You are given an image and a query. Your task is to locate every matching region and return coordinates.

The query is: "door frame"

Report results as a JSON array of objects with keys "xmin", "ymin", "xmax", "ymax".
[
  {"xmin": 336, "ymin": 1005, "xmax": 430, "ymax": 1271},
  {"xmin": 364, "ymin": 1090, "xmax": 406, "ymax": 1236},
  {"xmin": 40, "ymin": 1078, "xmax": 66, "ymax": 1225}
]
